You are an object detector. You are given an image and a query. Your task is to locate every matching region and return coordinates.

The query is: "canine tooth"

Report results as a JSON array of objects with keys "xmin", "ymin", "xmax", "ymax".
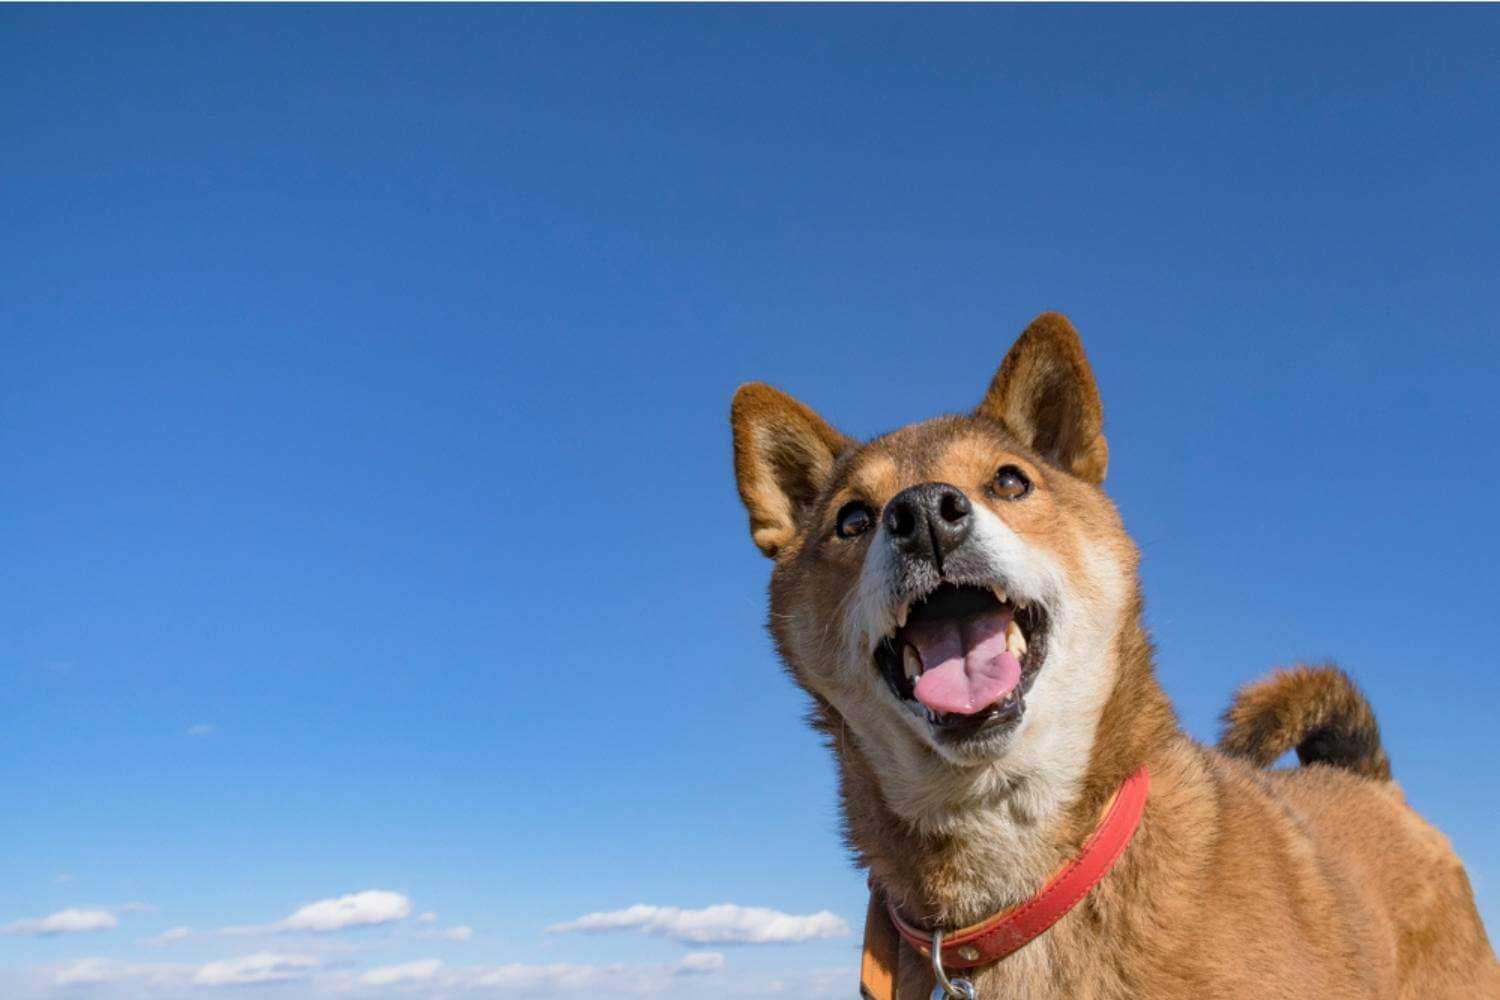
[
  {"xmin": 993, "ymin": 586, "xmax": 1008, "ymax": 605},
  {"xmin": 895, "ymin": 601, "xmax": 910, "ymax": 629},
  {"xmin": 1005, "ymin": 619, "xmax": 1027, "ymax": 657},
  {"xmin": 902, "ymin": 644, "xmax": 922, "ymax": 682}
]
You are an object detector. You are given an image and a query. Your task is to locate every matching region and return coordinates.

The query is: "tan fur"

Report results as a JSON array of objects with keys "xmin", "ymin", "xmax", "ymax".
[{"xmin": 730, "ymin": 313, "xmax": 1499, "ymax": 998}]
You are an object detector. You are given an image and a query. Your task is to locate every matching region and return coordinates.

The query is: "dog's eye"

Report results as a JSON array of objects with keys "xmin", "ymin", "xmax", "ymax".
[
  {"xmin": 835, "ymin": 501, "xmax": 874, "ymax": 539},
  {"xmin": 993, "ymin": 465, "xmax": 1031, "ymax": 500}
]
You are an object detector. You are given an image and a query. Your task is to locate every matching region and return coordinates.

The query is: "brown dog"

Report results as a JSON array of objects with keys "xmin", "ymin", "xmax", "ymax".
[{"xmin": 730, "ymin": 313, "xmax": 1498, "ymax": 999}]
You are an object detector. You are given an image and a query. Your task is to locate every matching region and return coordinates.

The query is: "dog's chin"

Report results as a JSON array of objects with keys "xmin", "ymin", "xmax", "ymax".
[{"xmin": 922, "ymin": 709, "xmax": 1029, "ymax": 765}]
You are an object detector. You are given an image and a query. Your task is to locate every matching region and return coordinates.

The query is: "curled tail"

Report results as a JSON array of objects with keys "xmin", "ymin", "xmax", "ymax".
[{"xmin": 1218, "ymin": 664, "xmax": 1391, "ymax": 781}]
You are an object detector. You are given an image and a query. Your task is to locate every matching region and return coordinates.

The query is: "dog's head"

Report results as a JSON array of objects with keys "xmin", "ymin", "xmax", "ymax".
[{"xmin": 731, "ymin": 314, "xmax": 1139, "ymax": 822}]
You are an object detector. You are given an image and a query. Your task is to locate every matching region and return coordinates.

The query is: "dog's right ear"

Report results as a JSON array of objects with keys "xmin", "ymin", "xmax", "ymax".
[
  {"xmin": 977, "ymin": 312, "xmax": 1109, "ymax": 484},
  {"xmin": 731, "ymin": 383, "xmax": 850, "ymax": 558}
]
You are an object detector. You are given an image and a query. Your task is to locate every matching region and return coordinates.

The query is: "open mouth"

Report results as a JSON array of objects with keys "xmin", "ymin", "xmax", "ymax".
[{"xmin": 873, "ymin": 583, "xmax": 1049, "ymax": 738}]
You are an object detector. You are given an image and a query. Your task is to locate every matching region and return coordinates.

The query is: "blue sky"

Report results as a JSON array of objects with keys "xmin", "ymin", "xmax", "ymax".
[{"xmin": 3, "ymin": 6, "xmax": 1498, "ymax": 997}]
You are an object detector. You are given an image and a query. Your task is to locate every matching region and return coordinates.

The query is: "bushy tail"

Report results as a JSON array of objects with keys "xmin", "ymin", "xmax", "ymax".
[{"xmin": 1218, "ymin": 664, "xmax": 1391, "ymax": 781}]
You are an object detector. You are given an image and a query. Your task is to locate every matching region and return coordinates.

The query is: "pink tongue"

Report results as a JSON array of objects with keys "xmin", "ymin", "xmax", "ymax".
[{"xmin": 907, "ymin": 609, "xmax": 1022, "ymax": 716}]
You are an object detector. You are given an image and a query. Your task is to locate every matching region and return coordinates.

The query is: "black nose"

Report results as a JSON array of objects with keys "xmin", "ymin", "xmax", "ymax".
[{"xmin": 883, "ymin": 482, "xmax": 972, "ymax": 572}]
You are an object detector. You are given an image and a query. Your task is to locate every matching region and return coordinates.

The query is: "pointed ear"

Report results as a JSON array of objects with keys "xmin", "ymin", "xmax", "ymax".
[
  {"xmin": 731, "ymin": 382, "xmax": 850, "ymax": 558},
  {"xmin": 977, "ymin": 312, "xmax": 1109, "ymax": 484}
]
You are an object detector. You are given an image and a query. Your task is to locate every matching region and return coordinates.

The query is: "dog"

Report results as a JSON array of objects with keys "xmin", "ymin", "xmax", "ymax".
[{"xmin": 729, "ymin": 313, "xmax": 1498, "ymax": 999}]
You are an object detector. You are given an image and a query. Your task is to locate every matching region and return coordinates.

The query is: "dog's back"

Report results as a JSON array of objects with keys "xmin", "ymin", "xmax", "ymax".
[{"xmin": 1219, "ymin": 665, "xmax": 1499, "ymax": 997}]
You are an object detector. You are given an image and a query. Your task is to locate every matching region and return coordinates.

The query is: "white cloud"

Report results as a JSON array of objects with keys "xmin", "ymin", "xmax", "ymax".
[
  {"xmin": 53, "ymin": 873, "xmax": 73, "ymax": 885},
  {"xmin": 300, "ymin": 961, "xmax": 693, "ymax": 997},
  {"xmin": 415, "ymin": 924, "xmax": 472, "ymax": 942},
  {"xmin": 358, "ymin": 959, "xmax": 442, "ymax": 986},
  {"xmin": 438, "ymin": 955, "xmax": 742, "ymax": 996},
  {"xmin": 194, "ymin": 952, "xmax": 319, "ymax": 986},
  {"xmin": 54, "ymin": 957, "xmax": 122, "ymax": 986},
  {"xmin": 2, "ymin": 908, "xmax": 118, "ymax": 936},
  {"xmin": 415, "ymin": 910, "xmax": 437, "ymax": 924},
  {"xmin": 140, "ymin": 926, "xmax": 193, "ymax": 947},
  {"xmin": 22, "ymin": 955, "xmax": 841, "ymax": 1000},
  {"xmin": 48, "ymin": 953, "xmax": 324, "ymax": 995},
  {"xmin": 249, "ymin": 890, "xmax": 411, "ymax": 934},
  {"xmin": 461, "ymin": 962, "xmax": 670, "ymax": 994},
  {"xmin": 47, "ymin": 952, "xmax": 322, "ymax": 992},
  {"xmin": 53, "ymin": 957, "xmax": 188, "ymax": 988},
  {"xmin": 548, "ymin": 903, "xmax": 850, "ymax": 945},
  {"xmin": 187, "ymin": 723, "xmax": 215, "ymax": 737},
  {"xmin": 676, "ymin": 952, "xmax": 725, "ymax": 975}
]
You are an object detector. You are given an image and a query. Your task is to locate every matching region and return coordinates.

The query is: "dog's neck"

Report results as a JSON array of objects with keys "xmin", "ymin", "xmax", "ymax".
[{"xmin": 828, "ymin": 611, "xmax": 1177, "ymax": 930}]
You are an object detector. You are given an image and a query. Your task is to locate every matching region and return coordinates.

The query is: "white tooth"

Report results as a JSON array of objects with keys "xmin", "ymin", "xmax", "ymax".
[
  {"xmin": 993, "ymin": 586, "xmax": 1008, "ymax": 606},
  {"xmin": 1006, "ymin": 619, "xmax": 1027, "ymax": 657},
  {"xmin": 903, "ymin": 644, "xmax": 922, "ymax": 682},
  {"xmin": 895, "ymin": 601, "xmax": 910, "ymax": 629}
]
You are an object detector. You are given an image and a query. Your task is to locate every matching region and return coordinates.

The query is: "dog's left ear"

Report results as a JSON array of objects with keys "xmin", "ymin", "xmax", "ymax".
[
  {"xmin": 977, "ymin": 312, "xmax": 1109, "ymax": 484},
  {"xmin": 731, "ymin": 382, "xmax": 850, "ymax": 558}
]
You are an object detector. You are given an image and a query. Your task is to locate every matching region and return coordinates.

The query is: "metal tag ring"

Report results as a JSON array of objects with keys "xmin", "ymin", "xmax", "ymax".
[{"xmin": 929, "ymin": 930, "xmax": 979, "ymax": 1000}]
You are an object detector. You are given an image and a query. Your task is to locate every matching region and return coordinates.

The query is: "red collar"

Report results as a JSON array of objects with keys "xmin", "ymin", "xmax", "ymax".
[{"xmin": 860, "ymin": 765, "xmax": 1149, "ymax": 999}]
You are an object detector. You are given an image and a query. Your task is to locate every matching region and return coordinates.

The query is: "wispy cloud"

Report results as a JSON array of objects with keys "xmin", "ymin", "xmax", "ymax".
[
  {"xmin": 194, "ymin": 952, "xmax": 318, "ymax": 986},
  {"xmin": 2, "ymin": 909, "xmax": 118, "ymax": 936},
  {"xmin": 311, "ymin": 956, "xmax": 735, "ymax": 997},
  {"xmin": 218, "ymin": 889, "xmax": 413, "ymax": 936},
  {"xmin": 548, "ymin": 903, "xmax": 850, "ymax": 945},
  {"xmin": 676, "ymin": 952, "xmax": 725, "ymax": 975},
  {"xmin": 358, "ymin": 958, "xmax": 442, "ymax": 986},
  {"xmin": 414, "ymin": 924, "xmax": 472, "ymax": 942},
  {"xmin": 19, "ymin": 954, "xmax": 854, "ymax": 998},
  {"xmin": 54, "ymin": 957, "xmax": 188, "ymax": 988},
  {"xmin": 279, "ymin": 890, "xmax": 410, "ymax": 933},
  {"xmin": 432, "ymin": 955, "xmax": 726, "ymax": 994},
  {"xmin": 139, "ymin": 926, "xmax": 193, "ymax": 948},
  {"xmin": 186, "ymin": 723, "xmax": 215, "ymax": 738},
  {"xmin": 50, "ymin": 952, "xmax": 320, "ymax": 991}
]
